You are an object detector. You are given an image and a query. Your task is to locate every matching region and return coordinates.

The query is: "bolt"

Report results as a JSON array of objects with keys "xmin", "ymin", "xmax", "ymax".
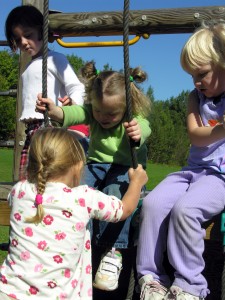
[
  {"xmin": 92, "ymin": 17, "xmax": 97, "ymax": 23},
  {"xmin": 194, "ymin": 13, "xmax": 200, "ymax": 19},
  {"xmin": 141, "ymin": 15, "xmax": 147, "ymax": 21}
]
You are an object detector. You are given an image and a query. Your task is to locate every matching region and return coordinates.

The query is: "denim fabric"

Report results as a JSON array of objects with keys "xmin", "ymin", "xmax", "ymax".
[
  {"xmin": 78, "ymin": 137, "xmax": 89, "ymax": 156},
  {"xmin": 82, "ymin": 162, "xmax": 134, "ymax": 248}
]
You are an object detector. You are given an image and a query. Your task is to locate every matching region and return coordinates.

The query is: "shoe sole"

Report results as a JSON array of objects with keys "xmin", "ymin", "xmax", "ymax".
[{"xmin": 93, "ymin": 281, "xmax": 118, "ymax": 291}]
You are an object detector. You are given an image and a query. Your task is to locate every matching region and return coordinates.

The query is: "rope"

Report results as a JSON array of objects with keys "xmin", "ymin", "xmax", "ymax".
[
  {"xmin": 123, "ymin": 1, "xmax": 138, "ymax": 299},
  {"xmin": 42, "ymin": 0, "xmax": 50, "ymax": 127},
  {"xmin": 123, "ymin": 0, "xmax": 138, "ymax": 169}
]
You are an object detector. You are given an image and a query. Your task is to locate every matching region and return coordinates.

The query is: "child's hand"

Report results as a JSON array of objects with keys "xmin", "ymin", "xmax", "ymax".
[
  {"xmin": 123, "ymin": 119, "xmax": 141, "ymax": 142},
  {"xmin": 128, "ymin": 164, "xmax": 148, "ymax": 187},
  {"xmin": 36, "ymin": 93, "xmax": 64, "ymax": 122},
  {"xmin": 58, "ymin": 95, "xmax": 72, "ymax": 106}
]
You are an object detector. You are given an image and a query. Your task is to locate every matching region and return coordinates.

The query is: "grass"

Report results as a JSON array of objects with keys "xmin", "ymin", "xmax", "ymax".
[
  {"xmin": 0, "ymin": 148, "xmax": 180, "ymax": 265},
  {"xmin": 0, "ymin": 148, "xmax": 14, "ymax": 182}
]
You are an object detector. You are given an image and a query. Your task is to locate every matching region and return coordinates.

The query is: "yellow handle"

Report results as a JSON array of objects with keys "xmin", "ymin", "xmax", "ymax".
[{"xmin": 56, "ymin": 34, "xmax": 150, "ymax": 48}]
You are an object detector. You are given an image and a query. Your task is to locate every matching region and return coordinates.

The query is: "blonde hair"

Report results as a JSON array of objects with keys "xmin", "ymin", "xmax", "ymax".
[
  {"xmin": 181, "ymin": 20, "xmax": 225, "ymax": 73},
  {"xmin": 80, "ymin": 61, "xmax": 151, "ymax": 118},
  {"xmin": 26, "ymin": 127, "xmax": 86, "ymax": 224}
]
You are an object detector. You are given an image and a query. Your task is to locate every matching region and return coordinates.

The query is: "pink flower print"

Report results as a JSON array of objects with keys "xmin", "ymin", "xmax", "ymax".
[
  {"xmin": 78, "ymin": 198, "xmax": 85, "ymax": 207},
  {"xmin": 14, "ymin": 212, "xmax": 21, "ymax": 221},
  {"xmin": 11, "ymin": 188, "xmax": 15, "ymax": 196},
  {"xmin": 43, "ymin": 214, "xmax": 54, "ymax": 225},
  {"xmin": 24, "ymin": 227, "xmax": 33, "ymax": 237},
  {"xmin": 46, "ymin": 196, "xmax": 54, "ymax": 203},
  {"xmin": 59, "ymin": 292, "xmax": 67, "ymax": 300},
  {"xmin": 62, "ymin": 210, "xmax": 72, "ymax": 218},
  {"xmin": 18, "ymin": 191, "xmax": 25, "ymax": 199},
  {"xmin": 103, "ymin": 211, "xmax": 112, "ymax": 220},
  {"xmin": 20, "ymin": 250, "xmax": 30, "ymax": 261},
  {"xmin": 64, "ymin": 268, "xmax": 71, "ymax": 278},
  {"xmin": 29, "ymin": 285, "xmax": 39, "ymax": 295},
  {"xmin": 55, "ymin": 232, "xmax": 66, "ymax": 240},
  {"xmin": 98, "ymin": 201, "xmax": 105, "ymax": 210},
  {"xmin": 85, "ymin": 240, "xmax": 90, "ymax": 250},
  {"xmin": 86, "ymin": 264, "xmax": 91, "ymax": 274},
  {"xmin": 88, "ymin": 288, "xmax": 92, "ymax": 297},
  {"xmin": 8, "ymin": 295, "xmax": 17, "ymax": 299},
  {"xmin": 88, "ymin": 187, "xmax": 95, "ymax": 190},
  {"xmin": 111, "ymin": 201, "xmax": 115, "ymax": 209},
  {"xmin": 75, "ymin": 222, "xmax": 85, "ymax": 231},
  {"xmin": 71, "ymin": 279, "xmax": 78, "ymax": 288},
  {"xmin": 53, "ymin": 255, "xmax": 63, "ymax": 264},
  {"xmin": 0, "ymin": 275, "xmax": 7, "ymax": 284},
  {"xmin": 34, "ymin": 264, "xmax": 43, "ymax": 272},
  {"xmin": 12, "ymin": 239, "xmax": 18, "ymax": 247},
  {"xmin": 63, "ymin": 187, "xmax": 72, "ymax": 193},
  {"xmin": 48, "ymin": 281, "xmax": 57, "ymax": 289},
  {"xmin": 87, "ymin": 207, "xmax": 92, "ymax": 214},
  {"xmin": 37, "ymin": 240, "xmax": 47, "ymax": 250}
]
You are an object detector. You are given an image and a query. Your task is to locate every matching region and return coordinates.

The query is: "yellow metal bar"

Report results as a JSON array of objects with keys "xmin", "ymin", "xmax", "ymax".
[{"xmin": 56, "ymin": 34, "xmax": 149, "ymax": 48}]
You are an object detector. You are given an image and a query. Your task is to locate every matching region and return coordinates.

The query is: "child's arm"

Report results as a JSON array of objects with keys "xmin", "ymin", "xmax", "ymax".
[
  {"xmin": 58, "ymin": 95, "xmax": 72, "ymax": 106},
  {"xmin": 120, "ymin": 164, "xmax": 148, "ymax": 221},
  {"xmin": 187, "ymin": 90, "xmax": 225, "ymax": 147},
  {"xmin": 124, "ymin": 117, "xmax": 151, "ymax": 146},
  {"xmin": 123, "ymin": 119, "xmax": 141, "ymax": 142},
  {"xmin": 36, "ymin": 94, "xmax": 64, "ymax": 123}
]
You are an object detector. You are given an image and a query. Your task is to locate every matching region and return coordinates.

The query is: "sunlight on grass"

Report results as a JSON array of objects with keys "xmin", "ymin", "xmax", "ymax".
[{"xmin": 0, "ymin": 148, "xmax": 13, "ymax": 182}]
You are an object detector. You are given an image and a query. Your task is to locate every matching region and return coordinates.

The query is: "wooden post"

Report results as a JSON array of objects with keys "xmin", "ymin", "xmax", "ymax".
[{"xmin": 13, "ymin": 0, "xmax": 45, "ymax": 182}]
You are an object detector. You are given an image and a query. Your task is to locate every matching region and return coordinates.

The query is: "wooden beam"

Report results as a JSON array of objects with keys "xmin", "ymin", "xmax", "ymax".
[
  {"xmin": 13, "ymin": 0, "xmax": 45, "ymax": 182},
  {"xmin": 48, "ymin": 6, "xmax": 225, "ymax": 37}
]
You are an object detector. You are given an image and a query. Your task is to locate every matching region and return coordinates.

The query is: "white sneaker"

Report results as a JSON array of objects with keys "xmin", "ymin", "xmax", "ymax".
[
  {"xmin": 165, "ymin": 286, "xmax": 204, "ymax": 300},
  {"xmin": 93, "ymin": 249, "xmax": 122, "ymax": 291},
  {"xmin": 139, "ymin": 274, "xmax": 168, "ymax": 300}
]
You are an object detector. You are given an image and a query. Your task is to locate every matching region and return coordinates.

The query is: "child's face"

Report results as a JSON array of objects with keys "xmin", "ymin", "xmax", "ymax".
[
  {"xmin": 191, "ymin": 64, "xmax": 225, "ymax": 98},
  {"xmin": 12, "ymin": 25, "xmax": 43, "ymax": 59},
  {"xmin": 92, "ymin": 95, "xmax": 126, "ymax": 129}
]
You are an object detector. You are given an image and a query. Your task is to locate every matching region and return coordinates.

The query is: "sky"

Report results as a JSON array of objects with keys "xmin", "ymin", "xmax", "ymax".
[{"xmin": 1, "ymin": 0, "xmax": 225, "ymax": 101}]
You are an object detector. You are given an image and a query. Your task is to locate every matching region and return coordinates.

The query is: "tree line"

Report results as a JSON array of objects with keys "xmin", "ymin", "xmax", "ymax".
[{"xmin": 0, "ymin": 50, "xmax": 190, "ymax": 166}]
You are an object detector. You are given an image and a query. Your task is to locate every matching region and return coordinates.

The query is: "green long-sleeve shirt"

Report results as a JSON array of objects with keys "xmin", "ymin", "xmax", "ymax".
[{"xmin": 62, "ymin": 105, "xmax": 151, "ymax": 168}]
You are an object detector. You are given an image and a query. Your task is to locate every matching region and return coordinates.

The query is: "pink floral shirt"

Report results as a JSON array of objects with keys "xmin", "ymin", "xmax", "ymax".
[{"xmin": 0, "ymin": 181, "xmax": 123, "ymax": 300}]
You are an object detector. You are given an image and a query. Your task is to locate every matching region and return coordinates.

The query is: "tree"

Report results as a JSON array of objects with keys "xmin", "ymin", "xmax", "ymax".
[
  {"xmin": 147, "ymin": 90, "xmax": 190, "ymax": 166},
  {"xmin": 0, "ymin": 50, "xmax": 19, "ymax": 140},
  {"xmin": 66, "ymin": 54, "xmax": 85, "ymax": 74}
]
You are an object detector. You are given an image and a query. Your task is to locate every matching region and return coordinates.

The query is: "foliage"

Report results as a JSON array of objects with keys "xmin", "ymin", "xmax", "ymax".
[
  {"xmin": 0, "ymin": 50, "xmax": 19, "ymax": 140},
  {"xmin": 66, "ymin": 53, "xmax": 85, "ymax": 73},
  {"xmin": 148, "ymin": 90, "xmax": 190, "ymax": 166}
]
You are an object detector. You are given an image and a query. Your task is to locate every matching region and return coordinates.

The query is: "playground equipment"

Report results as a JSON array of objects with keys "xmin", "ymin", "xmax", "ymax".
[{"xmin": 1, "ymin": 1, "xmax": 225, "ymax": 299}]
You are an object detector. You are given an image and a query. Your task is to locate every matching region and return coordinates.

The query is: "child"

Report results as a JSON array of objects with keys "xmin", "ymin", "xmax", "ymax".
[
  {"xmin": 0, "ymin": 127, "xmax": 148, "ymax": 300},
  {"xmin": 35, "ymin": 61, "xmax": 151, "ymax": 292},
  {"xmin": 5, "ymin": 5, "xmax": 86, "ymax": 180},
  {"xmin": 136, "ymin": 20, "xmax": 225, "ymax": 300}
]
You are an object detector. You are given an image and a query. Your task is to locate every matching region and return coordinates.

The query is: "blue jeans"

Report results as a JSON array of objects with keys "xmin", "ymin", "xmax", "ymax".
[
  {"xmin": 78, "ymin": 137, "xmax": 89, "ymax": 156},
  {"xmin": 82, "ymin": 162, "xmax": 134, "ymax": 249}
]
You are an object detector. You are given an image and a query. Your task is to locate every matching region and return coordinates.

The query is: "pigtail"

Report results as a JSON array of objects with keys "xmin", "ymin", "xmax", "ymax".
[
  {"xmin": 129, "ymin": 67, "xmax": 151, "ymax": 118},
  {"xmin": 26, "ymin": 165, "xmax": 46, "ymax": 224},
  {"xmin": 81, "ymin": 61, "xmax": 103, "ymax": 102}
]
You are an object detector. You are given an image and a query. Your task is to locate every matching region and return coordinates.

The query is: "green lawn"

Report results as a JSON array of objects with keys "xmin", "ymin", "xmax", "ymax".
[{"xmin": 0, "ymin": 148, "xmax": 180, "ymax": 265}]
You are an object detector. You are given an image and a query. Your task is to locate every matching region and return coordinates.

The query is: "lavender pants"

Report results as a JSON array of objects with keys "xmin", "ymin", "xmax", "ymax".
[{"xmin": 136, "ymin": 168, "xmax": 225, "ymax": 298}]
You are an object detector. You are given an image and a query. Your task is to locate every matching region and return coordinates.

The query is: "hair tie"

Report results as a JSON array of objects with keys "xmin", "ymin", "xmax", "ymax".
[
  {"xmin": 129, "ymin": 75, "xmax": 134, "ymax": 82},
  {"xmin": 96, "ymin": 69, "xmax": 100, "ymax": 75},
  {"xmin": 35, "ymin": 194, "xmax": 43, "ymax": 206}
]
